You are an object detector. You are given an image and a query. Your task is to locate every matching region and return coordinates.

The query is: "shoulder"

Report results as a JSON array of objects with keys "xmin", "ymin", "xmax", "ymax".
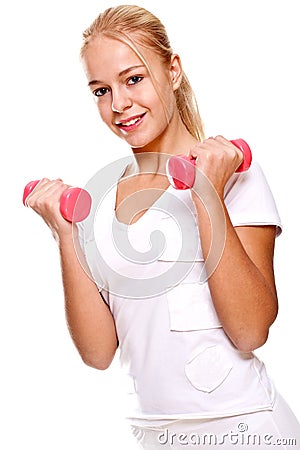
[
  {"xmin": 224, "ymin": 160, "xmax": 276, "ymax": 204},
  {"xmin": 224, "ymin": 161, "xmax": 282, "ymax": 236},
  {"xmin": 225, "ymin": 161, "xmax": 267, "ymax": 195}
]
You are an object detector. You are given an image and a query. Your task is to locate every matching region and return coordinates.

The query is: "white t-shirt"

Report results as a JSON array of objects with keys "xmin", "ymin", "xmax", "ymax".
[{"xmin": 78, "ymin": 160, "xmax": 282, "ymax": 423}]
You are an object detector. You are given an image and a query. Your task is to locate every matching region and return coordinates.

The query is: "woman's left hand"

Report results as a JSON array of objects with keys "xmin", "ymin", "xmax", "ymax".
[{"xmin": 189, "ymin": 135, "xmax": 244, "ymax": 198}]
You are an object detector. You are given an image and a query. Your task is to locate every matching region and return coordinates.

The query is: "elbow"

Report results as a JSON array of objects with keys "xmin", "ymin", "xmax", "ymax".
[
  {"xmin": 232, "ymin": 329, "xmax": 270, "ymax": 353},
  {"xmin": 231, "ymin": 308, "xmax": 278, "ymax": 353},
  {"xmin": 75, "ymin": 337, "xmax": 118, "ymax": 371},
  {"xmin": 80, "ymin": 350, "xmax": 116, "ymax": 371},
  {"xmin": 81, "ymin": 356, "xmax": 113, "ymax": 371}
]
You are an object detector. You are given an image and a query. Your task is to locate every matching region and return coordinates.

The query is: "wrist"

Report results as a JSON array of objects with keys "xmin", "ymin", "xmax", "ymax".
[
  {"xmin": 191, "ymin": 182, "xmax": 224, "ymax": 212},
  {"xmin": 54, "ymin": 224, "xmax": 79, "ymax": 247}
]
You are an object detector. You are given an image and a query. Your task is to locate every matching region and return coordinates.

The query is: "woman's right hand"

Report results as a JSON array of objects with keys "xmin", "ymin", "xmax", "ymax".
[
  {"xmin": 24, "ymin": 178, "xmax": 75, "ymax": 242},
  {"xmin": 26, "ymin": 178, "xmax": 119, "ymax": 369}
]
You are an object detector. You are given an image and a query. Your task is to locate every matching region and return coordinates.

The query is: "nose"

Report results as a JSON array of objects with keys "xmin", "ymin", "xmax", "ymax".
[{"xmin": 111, "ymin": 87, "xmax": 132, "ymax": 114}]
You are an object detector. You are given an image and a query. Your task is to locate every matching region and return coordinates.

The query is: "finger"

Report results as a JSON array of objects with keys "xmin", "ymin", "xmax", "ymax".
[
  {"xmin": 24, "ymin": 178, "xmax": 50, "ymax": 207},
  {"xmin": 214, "ymin": 135, "xmax": 230, "ymax": 145},
  {"xmin": 189, "ymin": 140, "xmax": 214, "ymax": 160},
  {"xmin": 26, "ymin": 179, "xmax": 67, "ymax": 208}
]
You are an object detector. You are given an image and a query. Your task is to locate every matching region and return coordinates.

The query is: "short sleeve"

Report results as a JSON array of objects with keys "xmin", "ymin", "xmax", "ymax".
[
  {"xmin": 76, "ymin": 220, "xmax": 109, "ymax": 303},
  {"xmin": 77, "ymin": 221, "xmax": 86, "ymax": 257},
  {"xmin": 224, "ymin": 161, "xmax": 282, "ymax": 236}
]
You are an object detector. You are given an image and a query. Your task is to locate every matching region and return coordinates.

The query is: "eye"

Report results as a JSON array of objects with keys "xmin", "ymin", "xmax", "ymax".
[
  {"xmin": 127, "ymin": 76, "xmax": 143, "ymax": 85},
  {"xmin": 93, "ymin": 87, "xmax": 110, "ymax": 97}
]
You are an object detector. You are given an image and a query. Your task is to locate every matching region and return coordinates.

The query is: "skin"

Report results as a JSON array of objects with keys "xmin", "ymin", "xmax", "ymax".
[{"xmin": 26, "ymin": 35, "xmax": 278, "ymax": 369}]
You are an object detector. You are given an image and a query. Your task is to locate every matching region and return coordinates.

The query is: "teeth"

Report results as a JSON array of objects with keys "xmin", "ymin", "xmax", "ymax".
[{"xmin": 120, "ymin": 117, "xmax": 140, "ymax": 126}]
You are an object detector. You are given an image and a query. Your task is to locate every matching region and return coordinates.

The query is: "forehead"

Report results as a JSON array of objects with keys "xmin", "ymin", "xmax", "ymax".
[{"xmin": 82, "ymin": 35, "xmax": 159, "ymax": 82}]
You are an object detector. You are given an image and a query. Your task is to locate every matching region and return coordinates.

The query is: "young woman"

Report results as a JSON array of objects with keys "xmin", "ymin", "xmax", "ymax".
[{"xmin": 26, "ymin": 5, "xmax": 300, "ymax": 449}]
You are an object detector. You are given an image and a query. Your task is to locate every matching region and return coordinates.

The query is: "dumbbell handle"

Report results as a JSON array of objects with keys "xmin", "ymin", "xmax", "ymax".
[
  {"xmin": 166, "ymin": 138, "xmax": 252, "ymax": 190},
  {"xmin": 23, "ymin": 180, "xmax": 92, "ymax": 223}
]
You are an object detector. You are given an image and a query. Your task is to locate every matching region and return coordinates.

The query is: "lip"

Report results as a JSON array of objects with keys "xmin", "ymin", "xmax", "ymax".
[{"xmin": 115, "ymin": 113, "xmax": 146, "ymax": 132}]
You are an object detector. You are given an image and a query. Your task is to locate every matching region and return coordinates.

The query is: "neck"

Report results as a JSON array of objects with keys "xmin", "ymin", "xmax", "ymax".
[{"xmin": 129, "ymin": 113, "xmax": 198, "ymax": 176}]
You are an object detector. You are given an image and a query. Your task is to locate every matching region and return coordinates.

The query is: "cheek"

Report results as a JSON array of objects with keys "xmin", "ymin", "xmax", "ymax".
[
  {"xmin": 163, "ymin": 84, "xmax": 176, "ymax": 114},
  {"xmin": 96, "ymin": 101, "xmax": 112, "ymax": 124},
  {"xmin": 148, "ymin": 89, "xmax": 173, "ymax": 122},
  {"xmin": 153, "ymin": 80, "xmax": 176, "ymax": 120}
]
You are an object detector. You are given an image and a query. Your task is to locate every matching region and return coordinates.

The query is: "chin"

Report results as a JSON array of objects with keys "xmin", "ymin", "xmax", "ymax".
[
  {"xmin": 122, "ymin": 137, "xmax": 152, "ymax": 150},
  {"xmin": 123, "ymin": 132, "xmax": 165, "ymax": 151}
]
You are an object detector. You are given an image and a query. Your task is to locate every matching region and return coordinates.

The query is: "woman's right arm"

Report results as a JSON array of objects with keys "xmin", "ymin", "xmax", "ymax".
[{"xmin": 26, "ymin": 179, "xmax": 118, "ymax": 370}]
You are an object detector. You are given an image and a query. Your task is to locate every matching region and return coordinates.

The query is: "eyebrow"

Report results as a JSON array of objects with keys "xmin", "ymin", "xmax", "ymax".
[{"xmin": 88, "ymin": 64, "xmax": 145, "ymax": 87}]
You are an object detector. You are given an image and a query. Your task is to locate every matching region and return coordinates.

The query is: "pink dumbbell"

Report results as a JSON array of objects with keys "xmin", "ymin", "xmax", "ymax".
[
  {"xmin": 23, "ymin": 180, "xmax": 92, "ymax": 223},
  {"xmin": 166, "ymin": 138, "xmax": 252, "ymax": 190}
]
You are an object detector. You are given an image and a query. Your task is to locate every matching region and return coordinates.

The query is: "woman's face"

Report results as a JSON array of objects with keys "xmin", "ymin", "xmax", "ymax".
[{"xmin": 82, "ymin": 35, "xmax": 180, "ymax": 149}]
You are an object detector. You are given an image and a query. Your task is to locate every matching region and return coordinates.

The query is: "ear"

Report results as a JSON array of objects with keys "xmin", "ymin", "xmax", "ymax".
[{"xmin": 169, "ymin": 54, "xmax": 183, "ymax": 91}]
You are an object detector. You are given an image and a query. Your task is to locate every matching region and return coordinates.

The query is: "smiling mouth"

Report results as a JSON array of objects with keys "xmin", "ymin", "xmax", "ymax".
[{"xmin": 116, "ymin": 113, "xmax": 146, "ymax": 128}]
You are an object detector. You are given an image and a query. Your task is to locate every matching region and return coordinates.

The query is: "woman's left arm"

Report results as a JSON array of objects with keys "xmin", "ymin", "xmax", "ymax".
[
  {"xmin": 197, "ymin": 201, "xmax": 278, "ymax": 352},
  {"xmin": 191, "ymin": 136, "xmax": 278, "ymax": 352}
]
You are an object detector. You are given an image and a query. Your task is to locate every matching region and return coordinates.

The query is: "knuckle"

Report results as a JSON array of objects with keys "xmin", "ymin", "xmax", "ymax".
[
  {"xmin": 39, "ymin": 177, "xmax": 50, "ymax": 185},
  {"xmin": 215, "ymin": 134, "xmax": 226, "ymax": 142},
  {"xmin": 35, "ymin": 197, "xmax": 47, "ymax": 210},
  {"xmin": 228, "ymin": 146, "xmax": 237, "ymax": 158}
]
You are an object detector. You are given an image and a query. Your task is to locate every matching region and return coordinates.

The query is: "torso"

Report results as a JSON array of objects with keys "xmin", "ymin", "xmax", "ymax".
[{"xmin": 115, "ymin": 173, "xmax": 170, "ymax": 225}]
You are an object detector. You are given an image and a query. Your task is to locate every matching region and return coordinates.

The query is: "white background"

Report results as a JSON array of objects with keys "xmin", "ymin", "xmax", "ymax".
[{"xmin": 1, "ymin": 0, "xmax": 299, "ymax": 448}]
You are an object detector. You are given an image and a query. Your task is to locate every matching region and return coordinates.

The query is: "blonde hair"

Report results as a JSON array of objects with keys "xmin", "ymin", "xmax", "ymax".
[{"xmin": 81, "ymin": 5, "xmax": 205, "ymax": 141}]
